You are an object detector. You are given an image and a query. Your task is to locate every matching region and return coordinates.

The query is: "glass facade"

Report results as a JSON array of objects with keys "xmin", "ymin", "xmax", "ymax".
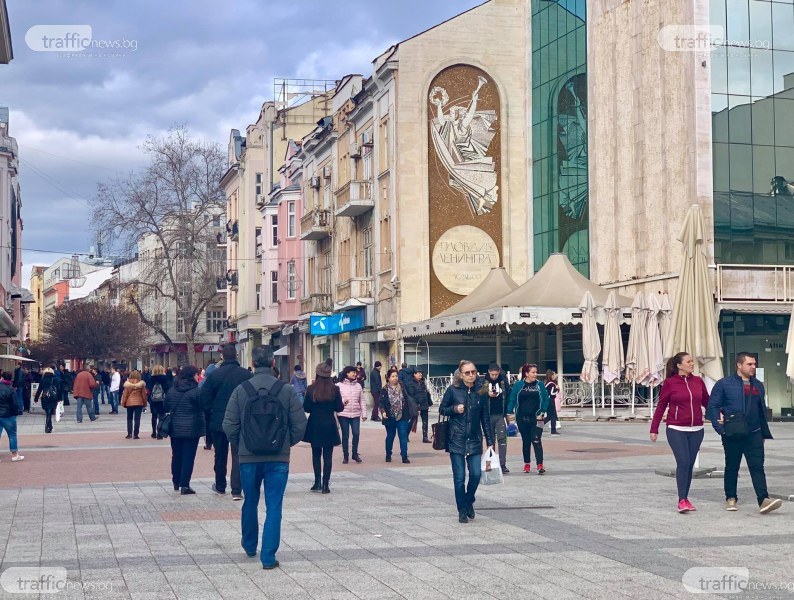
[
  {"xmin": 712, "ymin": 0, "xmax": 794, "ymax": 264},
  {"xmin": 531, "ymin": 0, "xmax": 588, "ymax": 274}
]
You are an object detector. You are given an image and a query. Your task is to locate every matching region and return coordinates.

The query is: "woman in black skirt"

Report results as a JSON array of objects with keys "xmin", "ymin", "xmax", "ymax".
[{"xmin": 303, "ymin": 358, "xmax": 344, "ymax": 494}]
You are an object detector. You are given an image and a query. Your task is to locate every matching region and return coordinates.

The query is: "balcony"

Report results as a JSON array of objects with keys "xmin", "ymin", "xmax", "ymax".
[
  {"xmin": 226, "ymin": 270, "xmax": 239, "ymax": 291},
  {"xmin": 226, "ymin": 219, "xmax": 239, "ymax": 241},
  {"xmin": 716, "ymin": 264, "xmax": 794, "ymax": 303},
  {"xmin": 335, "ymin": 181, "xmax": 374, "ymax": 218},
  {"xmin": 300, "ymin": 209, "xmax": 331, "ymax": 241},
  {"xmin": 216, "ymin": 232, "xmax": 227, "ymax": 248},
  {"xmin": 336, "ymin": 277, "xmax": 374, "ymax": 303},
  {"xmin": 216, "ymin": 277, "xmax": 227, "ymax": 293},
  {"xmin": 300, "ymin": 293, "xmax": 332, "ymax": 314}
]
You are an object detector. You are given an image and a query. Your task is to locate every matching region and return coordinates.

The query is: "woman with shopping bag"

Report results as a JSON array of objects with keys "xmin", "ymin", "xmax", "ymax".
[
  {"xmin": 34, "ymin": 367, "xmax": 60, "ymax": 434},
  {"xmin": 439, "ymin": 360, "xmax": 494, "ymax": 524}
]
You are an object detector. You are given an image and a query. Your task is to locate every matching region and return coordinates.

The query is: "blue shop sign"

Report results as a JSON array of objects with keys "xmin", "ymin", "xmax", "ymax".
[{"xmin": 310, "ymin": 307, "xmax": 367, "ymax": 336}]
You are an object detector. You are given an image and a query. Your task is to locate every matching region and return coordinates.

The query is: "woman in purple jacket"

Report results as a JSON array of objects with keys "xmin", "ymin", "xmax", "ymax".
[{"xmin": 650, "ymin": 352, "xmax": 710, "ymax": 513}]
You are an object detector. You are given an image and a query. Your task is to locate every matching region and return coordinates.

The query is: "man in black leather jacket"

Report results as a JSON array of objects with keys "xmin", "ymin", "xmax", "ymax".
[{"xmin": 439, "ymin": 360, "xmax": 494, "ymax": 524}]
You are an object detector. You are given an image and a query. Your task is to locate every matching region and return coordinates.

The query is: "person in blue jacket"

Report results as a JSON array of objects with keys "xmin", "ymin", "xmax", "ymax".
[
  {"xmin": 707, "ymin": 352, "xmax": 782, "ymax": 514},
  {"xmin": 508, "ymin": 363, "xmax": 549, "ymax": 475}
]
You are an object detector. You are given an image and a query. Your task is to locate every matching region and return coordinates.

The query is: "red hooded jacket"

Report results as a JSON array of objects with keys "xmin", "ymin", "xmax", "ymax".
[{"xmin": 650, "ymin": 374, "xmax": 710, "ymax": 434}]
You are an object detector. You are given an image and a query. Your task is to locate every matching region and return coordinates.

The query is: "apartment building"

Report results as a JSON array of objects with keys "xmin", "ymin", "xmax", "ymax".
[
  {"xmin": 222, "ymin": 94, "xmax": 328, "ymax": 365},
  {"xmin": 28, "ymin": 266, "xmax": 45, "ymax": 340}
]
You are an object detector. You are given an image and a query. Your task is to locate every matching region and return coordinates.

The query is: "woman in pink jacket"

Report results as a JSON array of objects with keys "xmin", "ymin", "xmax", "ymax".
[
  {"xmin": 337, "ymin": 365, "xmax": 368, "ymax": 464},
  {"xmin": 650, "ymin": 352, "xmax": 710, "ymax": 513}
]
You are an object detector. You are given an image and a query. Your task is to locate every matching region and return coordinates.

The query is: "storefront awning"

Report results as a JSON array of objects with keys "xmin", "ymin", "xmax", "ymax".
[{"xmin": 274, "ymin": 346, "xmax": 290, "ymax": 356}]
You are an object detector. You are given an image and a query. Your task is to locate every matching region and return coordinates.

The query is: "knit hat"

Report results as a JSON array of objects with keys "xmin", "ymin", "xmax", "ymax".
[{"xmin": 316, "ymin": 358, "xmax": 333, "ymax": 378}]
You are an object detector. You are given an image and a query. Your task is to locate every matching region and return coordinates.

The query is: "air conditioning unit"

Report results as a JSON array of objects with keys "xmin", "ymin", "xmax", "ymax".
[
  {"xmin": 361, "ymin": 131, "xmax": 374, "ymax": 146},
  {"xmin": 255, "ymin": 193, "xmax": 263, "ymax": 206},
  {"xmin": 349, "ymin": 142, "xmax": 361, "ymax": 158},
  {"xmin": 318, "ymin": 212, "xmax": 329, "ymax": 227},
  {"xmin": 310, "ymin": 176, "xmax": 321, "ymax": 188},
  {"xmin": 323, "ymin": 165, "xmax": 332, "ymax": 179}
]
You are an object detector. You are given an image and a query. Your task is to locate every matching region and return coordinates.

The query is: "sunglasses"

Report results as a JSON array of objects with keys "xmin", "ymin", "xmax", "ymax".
[{"xmin": 462, "ymin": 370, "xmax": 477, "ymax": 375}]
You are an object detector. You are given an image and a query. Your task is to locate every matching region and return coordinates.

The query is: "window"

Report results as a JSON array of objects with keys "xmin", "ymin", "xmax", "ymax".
[
  {"xmin": 212, "ymin": 215, "xmax": 221, "ymax": 227},
  {"xmin": 322, "ymin": 252, "xmax": 331, "ymax": 294},
  {"xmin": 363, "ymin": 148, "xmax": 372, "ymax": 181},
  {"xmin": 255, "ymin": 227, "xmax": 263, "ymax": 258},
  {"xmin": 255, "ymin": 173, "xmax": 263, "ymax": 199},
  {"xmin": 288, "ymin": 202, "xmax": 296, "ymax": 237},
  {"xmin": 271, "ymin": 271, "xmax": 279, "ymax": 304},
  {"xmin": 323, "ymin": 181, "xmax": 331, "ymax": 209},
  {"xmin": 154, "ymin": 313, "xmax": 162, "ymax": 328},
  {"xmin": 177, "ymin": 315, "xmax": 185, "ymax": 334},
  {"xmin": 363, "ymin": 228, "xmax": 373, "ymax": 278},
  {"xmin": 205, "ymin": 310, "xmax": 226, "ymax": 333},
  {"xmin": 255, "ymin": 284, "xmax": 261, "ymax": 310},
  {"xmin": 287, "ymin": 261, "xmax": 296, "ymax": 300},
  {"xmin": 271, "ymin": 216, "xmax": 278, "ymax": 247}
]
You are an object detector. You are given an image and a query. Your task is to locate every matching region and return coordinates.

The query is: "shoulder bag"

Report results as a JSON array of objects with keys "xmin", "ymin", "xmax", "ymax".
[
  {"xmin": 723, "ymin": 388, "xmax": 749, "ymax": 438},
  {"xmin": 431, "ymin": 410, "xmax": 448, "ymax": 451}
]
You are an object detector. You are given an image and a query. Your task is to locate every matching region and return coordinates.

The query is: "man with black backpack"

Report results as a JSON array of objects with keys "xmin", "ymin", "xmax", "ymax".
[
  {"xmin": 223, "ymin": 346, "xmax": 306, "ymax": 570},
  {"xmin": 200, "ymin": 344, "xmax": 252, "ymax": 500}
]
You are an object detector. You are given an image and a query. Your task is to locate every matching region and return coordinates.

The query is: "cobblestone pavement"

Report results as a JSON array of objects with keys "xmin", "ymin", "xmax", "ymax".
[{"xmin": 1, "ymin": 403, "xmax": 793, "ymax": 599}]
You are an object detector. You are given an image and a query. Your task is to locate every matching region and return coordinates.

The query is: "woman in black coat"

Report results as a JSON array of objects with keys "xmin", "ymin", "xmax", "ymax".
[
  {"xmin": 303, "ymin": 358, "xmax": 344, "ymax": 494},
  {"xmin": 165, "ymin": 365, "xmax": 204, "ymax": 495},
  {"xmin": 34, "ymin": 367, "xmax": 59, "ymax": 433},
  {"xmin": 146, "ymin": 365, "xmax": 170, "ymax": 439},
  {"xmin": 379, "ymin": 368, "xmax": 415, "ymax": 463}
]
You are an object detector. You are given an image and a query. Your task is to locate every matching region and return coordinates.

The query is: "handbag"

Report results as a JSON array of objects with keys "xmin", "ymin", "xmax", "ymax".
[
  {"xmin": 156, "ymin": 412, "xmax": 173, "ymax": 438},
  {"xmin": 431, "ymin": 412, "xmax": 448, "ymax": 451},
  {"xmin": 405, "ymin": 395, "xmax": 419, "ymax": 420}
]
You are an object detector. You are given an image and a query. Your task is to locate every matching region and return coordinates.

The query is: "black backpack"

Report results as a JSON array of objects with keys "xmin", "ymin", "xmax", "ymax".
[
  {"xmin": 240, "ymin": 380, "xmax": 287, "ymax": 455},
  {"xmin": 43, "ymin": 380, "xmax": 59, "ymax": 404}
]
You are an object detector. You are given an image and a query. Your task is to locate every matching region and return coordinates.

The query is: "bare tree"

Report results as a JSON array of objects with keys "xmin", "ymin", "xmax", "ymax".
[
  {"xmin": 92, "ymin": 125, "xmax": 226, "ymax": 365},
  {"xmin": 44, "ymin": 301, "xmax": 147, "ymax": 363}
]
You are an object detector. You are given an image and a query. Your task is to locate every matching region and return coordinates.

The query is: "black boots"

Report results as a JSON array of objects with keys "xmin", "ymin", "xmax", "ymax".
[
  {"xmin": 310, "ymin": 477, "xmax": 321, "ymax": 492},
  {"xmin": 321, "ymin": 478, "xmax": 330, "ymax": 494},
  {"xmin": 343, "ymin": 454, "xmax": 349, "ymax": 464},
  {"xmin": 352, "ymin": 454, "xmax": 362, "ymax": 463}
]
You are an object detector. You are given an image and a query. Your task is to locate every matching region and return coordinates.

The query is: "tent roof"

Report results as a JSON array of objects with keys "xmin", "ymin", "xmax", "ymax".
[
  {"xmin": 436, "ymin": 268, "xmax": 519, "ymax": 317},
  {"xmin": 488, "ymin": 254, "xmax": 633, "ymax": 309}
]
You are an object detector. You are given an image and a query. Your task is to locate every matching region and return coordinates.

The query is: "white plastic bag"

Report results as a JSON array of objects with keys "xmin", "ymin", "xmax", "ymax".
[
  {"xmin": 480, "ymin": 447, "xmax": 503, "ymax": 486},
  {"xmin": 55, "ymin": 401, "xmax": 64, "ymax": 422}
]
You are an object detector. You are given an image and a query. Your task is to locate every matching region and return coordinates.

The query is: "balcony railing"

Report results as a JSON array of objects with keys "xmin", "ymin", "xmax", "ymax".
[
  {"xmin": 216, "ymin": 277, "xmax": 227, "ymax": 292},
  {"xmin": 226, "ymin": 219, "xmax": 239, "ymax": 241},
  {"xmin": 300, "ymin": 209, "xmax": 331, "ymax": 241},
  {"xmin": 336, "ymin": 277, "xmax": 374, "ymax": 303},
  {"xmin": 716, "ymin": 264, "xmax": 794, "ymax": 303},
  {"xmin": 335, "ymin": 181, "xmax": 374, "ymax": 218},
  {"xmin": 226, "ymin": 270, "xmax": 239, "ymax": 290},
  {"xmin": 216, "ymin": 232, "xmax": 227, "ymax": 247},
  {"xmin": 300, "ymin": 293, "xmax": 332, "ymax": 314}
]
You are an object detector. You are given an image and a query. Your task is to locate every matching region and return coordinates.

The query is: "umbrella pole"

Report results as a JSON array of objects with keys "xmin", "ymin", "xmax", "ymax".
[
  {"xmin": 610, "ymin": 383, "xmax": 615, "ymax": 416},
  {"xmin": 650, "ymin": 385, "xmax": 655, "ymax": 415},
  {"xmin": 591, "ymin": 382, "xmax": 596, "ymax": 416},
  {"xmin": 495, "ymin": 327, "xmax": 502, "ymax": 365},
  {"xmin": 631, "ymin": 380, "xmax": 636, "ymax": 415},
  {"xmin": 601, "ymin": 377, "xmax": 605, "ymax": 409}
]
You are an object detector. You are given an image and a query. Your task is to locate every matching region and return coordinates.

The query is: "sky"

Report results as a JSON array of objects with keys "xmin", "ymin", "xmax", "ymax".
[{"xmin": 2, "ymin": 0, "xmax": 484, "ymax": 287}]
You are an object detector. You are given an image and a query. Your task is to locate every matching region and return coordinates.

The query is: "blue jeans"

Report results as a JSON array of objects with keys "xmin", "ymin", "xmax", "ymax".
[
  {"xmin": 92, "ymin": 387, "xmax": 100, "ymax": 416},
  {"xmin": 384, "ymin": 418, "xmax": 410, "ymax": 459},
  {"xmin": 240, "ymin": 461, "xmax": 290, "ymax": 567},
  {"xmin": 75, "ymin": 397, "xmax": 96, "ymax": 422},
  {"xmin": 0, "ymin": 417, "xmax": 18, "ymax": 452},
  {"xmin": 450, "ymin": 452, "xmax": 482, "ymax": 512},
  {"xmin": 101, "ymin": 384, "xmax": 109, "ymax": 403},
  {"xmin": 16, "ymin": 387, "xmax": 23, "ymax": 413},
  {"xmin": 110, "ymin": 390, "xmax": 119, "ymax": 412}
]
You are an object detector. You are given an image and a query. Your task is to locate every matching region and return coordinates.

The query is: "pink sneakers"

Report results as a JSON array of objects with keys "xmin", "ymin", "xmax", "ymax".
[
  {"xmin": 523, "ymin": 463, "xmax": 531, "ymax": 473},
  {"xmin": 684, "ymin": 499, "xmax": 696, "ymax": 511},
  {"xmin": 678, "ymin": 499, "xmax": 696, "ymax": 513}
]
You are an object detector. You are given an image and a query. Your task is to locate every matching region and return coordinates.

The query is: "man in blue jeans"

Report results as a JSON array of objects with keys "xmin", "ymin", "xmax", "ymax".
[
  {"xmin": 439, "ymin": 360, "xmax": 494, "ymax": 524},
  {"xmin": 223, "ymin": 346, "xmax": 307, "ymax": 570}
]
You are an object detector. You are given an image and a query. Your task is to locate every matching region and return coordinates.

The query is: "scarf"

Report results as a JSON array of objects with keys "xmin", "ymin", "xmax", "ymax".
[{"xmin": 387, "ymin": 384, "xmax": 403, "ymax": 420}]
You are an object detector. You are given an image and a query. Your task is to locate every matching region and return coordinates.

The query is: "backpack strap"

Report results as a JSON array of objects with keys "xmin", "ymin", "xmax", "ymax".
[
  {"xmin": 242, "ymin": 379, "xmax": 286, "ymax": 399},
  {"xmin": 241, "ymin": 380, "xmax": 258, "ymax": 399}
]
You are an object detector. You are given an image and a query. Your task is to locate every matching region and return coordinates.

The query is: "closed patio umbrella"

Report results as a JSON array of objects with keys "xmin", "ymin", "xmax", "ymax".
[
  {"xmin": 643, "ymin": 293, "xmax": 666, "ymax": 412},
  {"xmin": 659, "ymin": 293, "xmax": 674, "ymax": 358},
  {"xmin": 786, "ymin": 302, "xmax": 794, "ymax": 383},
  {"xmin": 665, "ymin": 205, "xmax": 724, "ymax": 382},
  {"xmin": 602, "ymin": 290, "xmax": 625, "ymax": 416},
  {"xmin": 579, "ymin": 291, "xmax": 601, "ymax": 416},
  {"xmin": 625, "ymin": 292, "xmax": 648, "ymax": 414}
]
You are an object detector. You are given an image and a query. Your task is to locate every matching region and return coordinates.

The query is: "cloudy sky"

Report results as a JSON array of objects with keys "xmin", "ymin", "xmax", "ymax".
[{"xmin": 3, "ymin": 0, "xmax": 483, "ymax": 285}]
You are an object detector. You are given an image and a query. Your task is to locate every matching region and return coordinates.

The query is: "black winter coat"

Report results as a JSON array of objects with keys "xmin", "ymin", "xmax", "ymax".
[
  {"xmin": 0, "ymin": 382, "xmax": 17, "ymax": 418},
  {"xmin": 379, "ymin": 384, "xmax": 414, "ymax": 422},
  {"xmin": 302, "ymin": 386, "xmax": 344, "ymax": 447},
  {"xmin": 165, "ymin": 379, "xmax": 205, "ymax": 439},
  {"xmin": 404, "ymin": 378, "xmax": 432, "ymax": 410},
  {"xmin": 199, "ymin": 360, "xmax": 252, "ymax": 432},
  {"xmin": 439, "ymin": 381, "xmax": 494, "ymax": 456},
  {"xmin": 146, "ymin": 374, "xmax": 170, "ymax": 401},
  {"xmin": 34, "ymin": 373, "xmax": 59, "ymax": 410},
  {"xmin": 370, "ymin": 368, "xmax": 383, "ymax": 395}
]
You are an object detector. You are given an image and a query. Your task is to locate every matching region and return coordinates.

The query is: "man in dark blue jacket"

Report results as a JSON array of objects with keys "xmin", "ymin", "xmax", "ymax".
[
  {"xmin": 200, "ymin": 344, "xmax": 252, "ymax": 500},
  {"xmin": 708, "ymin": 352, "xmax": 782, "ymax": 514}
]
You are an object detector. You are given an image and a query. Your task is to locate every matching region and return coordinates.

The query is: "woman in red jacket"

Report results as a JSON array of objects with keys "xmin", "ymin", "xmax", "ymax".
[{"xmin": 650, "ymin": 352, "xmax": 710, "ymax": 513}]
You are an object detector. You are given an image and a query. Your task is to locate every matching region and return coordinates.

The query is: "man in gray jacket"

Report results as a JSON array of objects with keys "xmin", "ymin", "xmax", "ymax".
[{"xmin": 223, "ymin": 346, "xmax": 307, "ymax": 570}]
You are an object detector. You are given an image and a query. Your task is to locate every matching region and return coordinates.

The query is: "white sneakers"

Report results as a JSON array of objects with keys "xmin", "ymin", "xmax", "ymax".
[{"xmin": 10, "ymin": 455, "xmax": 24, "ymax": 462}]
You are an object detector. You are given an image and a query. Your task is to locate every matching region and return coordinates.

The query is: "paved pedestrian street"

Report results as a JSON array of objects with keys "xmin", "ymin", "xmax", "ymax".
[{"xmin": 1, "ymin": 407, "xmax": 793, "ymax": 599}]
